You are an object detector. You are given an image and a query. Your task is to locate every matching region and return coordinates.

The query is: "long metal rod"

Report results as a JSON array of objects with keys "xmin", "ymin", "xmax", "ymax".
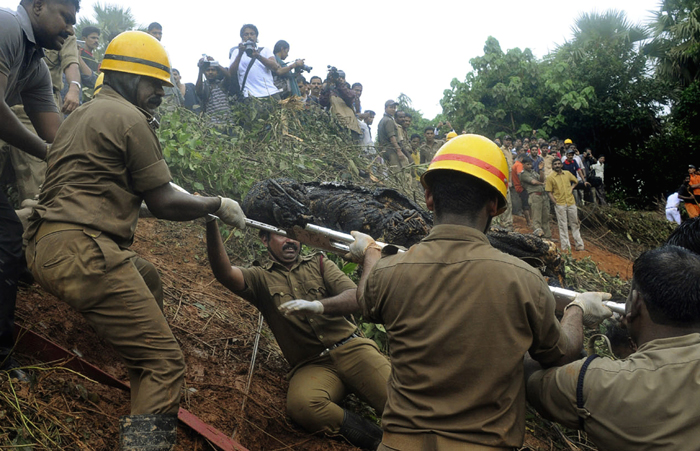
[
  {"xmin": 549, "ymin": 286, "xmax": 626, "ymax": 314},
  {"xmin": 168, "ymin": 182, "xmax": 391, "ymax": 254}
]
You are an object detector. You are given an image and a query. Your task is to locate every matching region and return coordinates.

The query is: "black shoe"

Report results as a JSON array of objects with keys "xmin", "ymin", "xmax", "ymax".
[{"xmin": 339, "ymin": 410, "xmax": 382, "ymax": 450}]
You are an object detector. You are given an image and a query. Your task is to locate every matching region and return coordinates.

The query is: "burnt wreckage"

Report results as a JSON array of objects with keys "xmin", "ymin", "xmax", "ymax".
[{"xmin": 243, "ymin": 178, "xmax": 564, "ymax": 283}]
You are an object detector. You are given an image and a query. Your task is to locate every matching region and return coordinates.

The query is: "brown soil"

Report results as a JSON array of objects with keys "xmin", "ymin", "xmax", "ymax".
[
  {"xmin": 8, "ymin": 215, "xmax": 632, "ymax": 450},
  {"xmin": 512, "ymin": 215, "xmax": 633, "ymax": 280}
]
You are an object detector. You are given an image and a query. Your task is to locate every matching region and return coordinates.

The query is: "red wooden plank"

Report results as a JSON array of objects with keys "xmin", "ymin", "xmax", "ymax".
[{"xmin": 13, "ymin": 324, "xmax": 249, "ymax": 451}]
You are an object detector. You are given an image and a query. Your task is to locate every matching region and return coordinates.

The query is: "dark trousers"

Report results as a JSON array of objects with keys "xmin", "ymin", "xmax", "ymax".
[{"xmin": 0, "ymin": 190, "xmax": 22, "ymax": 360}]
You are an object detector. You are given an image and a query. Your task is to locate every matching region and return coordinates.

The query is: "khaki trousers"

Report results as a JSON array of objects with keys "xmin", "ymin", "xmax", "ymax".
[
  {"xmin": 286, "ymin": 337, "xmax": 390, "ymax": 434},
  {"xmin": 493, "ymin": 188, "xmax": 513, "ymax": 230},
  {"xmin": 26, "ymin": 224, "xmax": 185, "ymax": 415},
  {"xmin": 379, "ymin": 431, "xmax": 515, "ymax": 451},
  {"xmin": 528, "ymin": 193, "xmax": 551, "ymax": 238},
  {"xmin": 554, "ymin": 204, "xmax": 584, "ymax": 251}
]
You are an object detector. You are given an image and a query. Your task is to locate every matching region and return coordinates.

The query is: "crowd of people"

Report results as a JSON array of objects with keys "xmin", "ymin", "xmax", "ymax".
[
  {"xmin": 666, "ymin": 164, "xmax": 700, "ymax": 224},
  {"xmin": 2, "ymin": 3, "xmax": 699, "ymax": 451}
]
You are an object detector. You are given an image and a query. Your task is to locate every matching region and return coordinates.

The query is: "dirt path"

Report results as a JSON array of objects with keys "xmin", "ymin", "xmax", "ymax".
[{"xmin": 512, "ymin": 216, "xmax": 633, "ymax": 279}]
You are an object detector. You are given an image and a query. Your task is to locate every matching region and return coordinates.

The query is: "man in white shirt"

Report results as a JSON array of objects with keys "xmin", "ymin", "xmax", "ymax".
[
  {"xmin": 228, "ymin": 24, "xmax": 281, "ymax": 101},
  {"xmin": 358, "ymin": 110, "xmax": 376, "ymax": 156},
  {"xmin": 666, "ymin": 192, "xmax": 681, "ymax": 224}
]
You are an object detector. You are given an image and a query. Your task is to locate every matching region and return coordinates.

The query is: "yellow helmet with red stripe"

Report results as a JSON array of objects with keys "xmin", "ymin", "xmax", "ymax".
[
  {"xmin": 101, "ymin": 31, "xmax": 173, "ymax": 87},
  {"xmin": 420, "ymin": 134, "xmax": 509, "ymax": 214}
]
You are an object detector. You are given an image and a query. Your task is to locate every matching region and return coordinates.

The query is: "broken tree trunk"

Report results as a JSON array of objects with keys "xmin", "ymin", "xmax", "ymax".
[{"xmin": 242, "ymin": 178, "xmax": 564, "ymax": 283}]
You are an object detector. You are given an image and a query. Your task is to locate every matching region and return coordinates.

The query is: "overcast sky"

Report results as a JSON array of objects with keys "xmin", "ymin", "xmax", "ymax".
[{"xmin": 3, "ymin": 0, "xmax": 661, "ymax": 120}]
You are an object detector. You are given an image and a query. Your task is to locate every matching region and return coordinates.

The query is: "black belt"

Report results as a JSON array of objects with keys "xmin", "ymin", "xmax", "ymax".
[{"xmin": 319, "ymin": 333, "xmax": 359, "ymax": 357}]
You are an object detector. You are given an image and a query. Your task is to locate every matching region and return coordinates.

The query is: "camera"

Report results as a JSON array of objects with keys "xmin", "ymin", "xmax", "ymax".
[
  {"xmin": 327, "ymin": 65, "xmax": 339, "ymax": 81},
  {"xmin": 244, "ymin": 40, "xmax": 256, "ymax": 57},
  {"xmin": 198, "ymin": 55, "xmax": 219, "ymax": 70},
  {"xmin": 299, "ymin": 64, "xmax": 313, "ymax": 73}
]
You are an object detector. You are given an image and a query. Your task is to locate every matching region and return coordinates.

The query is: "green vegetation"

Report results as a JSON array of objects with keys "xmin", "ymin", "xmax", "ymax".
[{"xmin": 441, "ymin": 4, "xmax": 700, "ymax": 208}]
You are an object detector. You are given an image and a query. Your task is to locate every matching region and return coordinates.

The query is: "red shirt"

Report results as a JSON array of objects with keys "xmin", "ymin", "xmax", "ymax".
[{"xmin": 512, "ymin": 161, "xmax": 524, "ymax": 193}]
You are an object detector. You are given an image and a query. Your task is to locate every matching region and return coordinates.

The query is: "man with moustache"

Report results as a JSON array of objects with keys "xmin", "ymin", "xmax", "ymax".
[
  {"xmin": 526, "ymin": 245, "xmax": 700, "ymax": 451},
  {"xmin": 24, "ymin": 31, "xmax": 247, "ymax": 449},
  {"xmin": 205, "ymin": 222, "xmax": 391, "ymax": 450},
  {"xmin": 0, "ymin": 0, "xmax": 80, "ymax": 381}
]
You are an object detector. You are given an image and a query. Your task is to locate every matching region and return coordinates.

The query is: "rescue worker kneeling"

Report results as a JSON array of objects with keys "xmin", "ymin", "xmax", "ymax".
[{"xmin": 24, "ymin": 31, "xmax": 246, "ymax": 451}]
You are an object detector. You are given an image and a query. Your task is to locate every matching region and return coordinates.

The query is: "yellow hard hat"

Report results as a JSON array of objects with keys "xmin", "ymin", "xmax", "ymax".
[
  {"xmin": 421, "ymin": 134, "xmax": 509, "ymax": 214},
  {"xmin": 564, "ymin": 138, "xmax": 573, "ymax": 144},
  {"xmin": 101, "ymin": 31, "xmax": 173, "ymax": 87},
  {"xmin": 93, "ymin": 72, "xmax": 104, "ymax": 96},
  {"xmin": 446, "ymin": 131, "xmax": 458, "ymax": 141}
]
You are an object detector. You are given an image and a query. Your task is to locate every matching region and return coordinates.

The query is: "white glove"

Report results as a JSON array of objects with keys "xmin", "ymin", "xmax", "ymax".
[
  {"xmin": 279, "ymin": 300, "xmax": 324, "ymax": 316},
  {"xmin": 215, "ymin": 197, "xmax": 246, "ymax": 229},
  {"xmin": 344, "ymin": 231, "xmax": 381, "ymax": 263},
  {"xmin": 565, "ymin": 292, "xmax": 613, "ymax": 328}
]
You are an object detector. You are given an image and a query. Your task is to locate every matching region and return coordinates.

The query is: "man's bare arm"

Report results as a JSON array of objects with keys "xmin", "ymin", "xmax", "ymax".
[
  {"xmin": 62, "ymin": 63, "xmax": 81, "ymax": 114},
  {"xmin": 206, "ymin": 220, "xmax": 246, "ymax": 292},
  {"xmin": 318, "ymin": 288, "xmax": 360, "ymax": 315},
  {"xmin": 0, "ymin": 74, "xmax": 54, "ymax": 159}
]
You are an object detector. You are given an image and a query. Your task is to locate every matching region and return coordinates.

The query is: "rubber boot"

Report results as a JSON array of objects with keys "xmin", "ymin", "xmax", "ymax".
[
  {"xmin": 339, "ymin": 410, "xmax": 383, "ymax": 450},
  {"xmin": 119, "ymin": 414, "xmax": 177, "ymax": 451}
]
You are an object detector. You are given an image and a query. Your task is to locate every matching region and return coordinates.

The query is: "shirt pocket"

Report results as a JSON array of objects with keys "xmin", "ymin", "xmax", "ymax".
[
  {"xmin": 268, "ymin": 284, "xmax": 294, "ymax": 308},
  {"xmin": 301, "ymin": 277, "xmax": 328, "ymax": 300}
]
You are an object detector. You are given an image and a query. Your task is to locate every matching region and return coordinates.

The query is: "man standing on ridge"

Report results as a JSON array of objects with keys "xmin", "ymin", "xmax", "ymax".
[{"xmin": 24, "ymin": 31, "xmax": 247, "ymax": 449}]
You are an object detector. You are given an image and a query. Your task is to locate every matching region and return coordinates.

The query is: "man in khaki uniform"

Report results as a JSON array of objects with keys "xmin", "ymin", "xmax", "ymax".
[
  {"xmin": 493, "ymin": 135, "xmax": 514, "ymax": 230},
  {"xmin": 520, "ymin": 157, "xmax": 551, "ymax": 238},
  {"xmin": 341, "ymin": 135, "xmax": 612, "ymax": 450},
  {"xmin": 24, "ymin": 31, "xmax": 246, "ymax": 449},
  {"xmin": 377, "ymin": 99, "xmax": 409, "ymax": 169},
  {"xmin": 1, "ymin": 33, "xmax": 81, "ymax": 203},
  {"xmin": 205, "ymin": 222, "xmax": 390, "ymax": 449},
  {"xmin": 418, "ymin": 127, "xmax": 443, "ymax": 164},
  {"xmin": 526, "ymin": 245, "xmax": 700, "ymax": 451}
]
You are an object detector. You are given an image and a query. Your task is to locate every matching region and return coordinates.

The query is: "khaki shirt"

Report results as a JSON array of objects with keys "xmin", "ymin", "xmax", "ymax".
[
  {"xmin": 25, "ymin": 86, "xmax": 171, "ymax": 247},
  {"xmin": 360, "ymin": 224, "xmax": 568, "ymax": 448},
  {"xmin": 43, "ymin": 34, "xmax": 79, "ymax": 92},
  {"xmin": 527, "ymin": 334, "xmax": 700, "ymax": 451},
  {"xmin": 377, "ymin": 113, "xmax": 398, "ymax": 154},
  {"xmin": 501, "ymin": 146, "xmax": 514, "ymax": 187},
  {"xmin": 545, "ymin": 170, "xmax": 577, "ymax": 206},
  {"xmin": 520, "ymin": 169, "xmax": 546, "ymax": 195},
  {"xmin": 419, "ymin": 139, "xmax": 443, "ymax": 164},
  {"xmin": 235, "ymin": 253, "xmax": 358, "ymax": 369}
]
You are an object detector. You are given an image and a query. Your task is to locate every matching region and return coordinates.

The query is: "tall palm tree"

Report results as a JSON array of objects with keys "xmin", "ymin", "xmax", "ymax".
[
  {"xmin": 645, "ymin": 0, "xmax": 700, "ymax": 88},
  {"xmin": 77, "ymin": 3, "xmax": 138, "ymax": 59}
]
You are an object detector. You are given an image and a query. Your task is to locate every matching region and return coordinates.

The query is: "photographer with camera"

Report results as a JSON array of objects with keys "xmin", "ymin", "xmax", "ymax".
[
  {"xmin": 272, "ymin": 40, "xmax": 311, "ymax": 99},
  {"xmin": 228, "ymin": 24, "xmax": 281, "ymax": 102},
  {"xmin": 195, "ymin": 56, "xmax": 231, "ymax": 128},
  {"xmin": 319, "ymin": 66, "xmax": 362, "ymax": 137}
]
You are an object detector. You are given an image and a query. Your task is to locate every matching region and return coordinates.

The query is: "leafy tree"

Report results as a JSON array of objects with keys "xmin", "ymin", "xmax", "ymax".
[
  {"xmin": 440, "ymin": 37, "xmax": 592, "ymax": 140},
  {"xmin": 77, "ymin": 3, "xmax": 138, "ymax": 59},
  {"xmin": 646, "ymin": 0, "xmax": 700, "ymax": 88},
  {"xmin": 550, "ymin": 10, "xmax": 672, "ymax": 205}
]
